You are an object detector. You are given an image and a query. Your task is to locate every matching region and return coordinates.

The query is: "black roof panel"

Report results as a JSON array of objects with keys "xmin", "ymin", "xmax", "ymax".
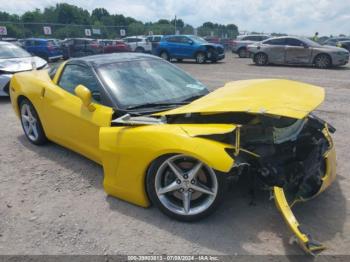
[{"xmin": 69, "ymin": 53, "xmax": 161, "ymax": 67}]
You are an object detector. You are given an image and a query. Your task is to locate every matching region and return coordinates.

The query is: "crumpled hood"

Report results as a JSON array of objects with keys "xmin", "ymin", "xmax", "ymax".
[
  {"xmin": 159, "ymin": 79, "xmax": 325, "ymax": 119},
  {"xmin": 0, "ymin": 56, "xmax": 47, "ymax": 73}
]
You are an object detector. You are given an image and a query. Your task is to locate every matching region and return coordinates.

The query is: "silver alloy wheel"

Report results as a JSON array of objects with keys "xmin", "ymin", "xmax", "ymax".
[
  {"xmin": 315, "ymin": 55, "xmax": 330, "ymax": 68},
  {"xmin": 256, "ymin": 53, "xmax": 267, "ymax": 65},
  {"xmin": 196, "ymin": 53, "xmax": 206, "ymax": 63},
  {"xmin": 21, "ymin": 103, "xmax": 39, "ymax": 142},
  {"xmin": 155, "ymin": 155, "xmax": 218, "ymax": 216}
]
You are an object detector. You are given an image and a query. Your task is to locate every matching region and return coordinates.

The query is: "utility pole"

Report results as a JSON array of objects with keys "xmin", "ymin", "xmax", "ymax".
[{"xmin": 174, "ymin": 15, "xmax": 177, "ymax": 35}]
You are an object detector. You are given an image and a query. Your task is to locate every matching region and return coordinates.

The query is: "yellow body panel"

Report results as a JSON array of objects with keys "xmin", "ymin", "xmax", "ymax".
[
  {"xmin": 10, "ymin": 69, "xmax": 113, "ymax": 164},
  {"xmin": 99, "ymin": 124, "xmax": 235, "ymax": 207},
  {"xmin": 159, "ymin": 79, "xmax": 325, "ymax": 119},
  {"xmin": 273, "ymin": 142, "xmax": 336, "ymax": 255}
]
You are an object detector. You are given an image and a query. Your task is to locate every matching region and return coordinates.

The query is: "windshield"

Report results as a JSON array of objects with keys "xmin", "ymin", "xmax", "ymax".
[
  {"xmin": 302, "ymin": 38, "xmax": 321, "ymax": 47},
  {"xmin": 189, "ymin": 36, "xmax": 208, "ymax": 44},
  {"xmin": 0, "ymin": 43, "xmax": 31, "ymax": 59},
  {"xmin": 98, "ymin": 59, "xmax": 209, "ymax": 109}
]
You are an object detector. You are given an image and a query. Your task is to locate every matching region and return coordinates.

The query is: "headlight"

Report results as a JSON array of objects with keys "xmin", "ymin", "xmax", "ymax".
[{"xmin": 335, "ymin": 51, "xmax": 348, "ymax": 55}]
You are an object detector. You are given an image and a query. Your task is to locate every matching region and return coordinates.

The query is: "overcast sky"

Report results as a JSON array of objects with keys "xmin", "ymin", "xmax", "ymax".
[{"xmin": 1, "ymin": 0, "xmax": 349, "ymax": 36}]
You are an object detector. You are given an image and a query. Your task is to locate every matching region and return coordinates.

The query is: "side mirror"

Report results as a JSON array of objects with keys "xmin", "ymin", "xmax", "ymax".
[
  {"xmin": 303, "ymin": 44, "xmax": 309, "ymax": 48},
  {"xmin": 74, "ymin": 85, "xmax": 96, "ymax": 112},
  {"xmin": 188, "ymin": 40, "xmax": 194, "ymax": 45}
]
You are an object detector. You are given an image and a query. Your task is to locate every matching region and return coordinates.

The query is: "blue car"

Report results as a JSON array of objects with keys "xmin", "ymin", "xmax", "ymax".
[
  {"xmin": 155, "ymin": 35, "xmax": 225, "ymax": 63},
  {"xmin": 23, "ymin": 38, "xmax": 63, "ymax": 62}
]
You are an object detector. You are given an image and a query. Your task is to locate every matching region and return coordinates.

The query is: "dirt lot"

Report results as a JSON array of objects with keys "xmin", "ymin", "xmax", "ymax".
[{"xmin": 0, "ymin": 54, "xmax": 349, "ymax": 256}]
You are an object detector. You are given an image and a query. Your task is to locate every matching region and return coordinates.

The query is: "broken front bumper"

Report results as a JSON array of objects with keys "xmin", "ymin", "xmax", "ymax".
[{"xmin": 273, "ymin": 138, "xmax": 336, "ymax": 255}]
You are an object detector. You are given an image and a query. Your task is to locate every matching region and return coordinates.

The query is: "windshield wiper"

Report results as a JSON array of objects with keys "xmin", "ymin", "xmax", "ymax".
[{"xmin": 127, "ymin": 102, "xmax": 187, "ymax": 110}]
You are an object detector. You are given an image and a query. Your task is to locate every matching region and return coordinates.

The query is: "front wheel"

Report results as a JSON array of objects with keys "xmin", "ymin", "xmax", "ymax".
[
  {"xmin": 314, "ymin": 54, "xmax": 331, "ymax": 69},
  {"xmin": 20, "ymin": 98, "xmax": 47, "ymax": 145},
  {"xmin": 195, "ymin": 52, "xmax": 206, "ymax": 64},
  {"xmin": 147, "ymin": 154, "xmax": 227, "ymax": 222},
  {"xmin": 254, "ymin": 53, "xmax": 268, "ymax": 66}
]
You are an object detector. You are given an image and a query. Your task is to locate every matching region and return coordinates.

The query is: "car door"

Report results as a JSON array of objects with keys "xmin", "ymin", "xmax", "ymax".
[
  {"xmin": 263, "ymin": 38, "xmax": 286, "ymax": 64},
  {"xmin": 285, "ymin": 38, "xmax": 312, "ymax": 64},
  {"xmin": 177, "ymin": 36, "xmax": 197, "ymax": 58},
  {"xmin": 163, "ymin": 37, "xmax": 178, "ymax": 57},
  {"xmin": 41, "ymin": 63, "xmax": 113, "ymax": 164}
]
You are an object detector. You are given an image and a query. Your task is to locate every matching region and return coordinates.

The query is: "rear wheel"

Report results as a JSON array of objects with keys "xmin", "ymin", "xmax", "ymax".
[
  {"xmin": 238, "ymin": 48, "xmax": 248, "ymax": 58},
  {"xmin": 254, "ymin": 53, "xmax": 268, "ymax": 65},
  {"xmin": 147, "ymin": 154, "xmax": 227, "ymax": 222},
  {"xmin": 135, "ymin": 47, "xmax": 145, "ymax": 53},
  {"xmin": 20, "ymin": 98, "xmax": 47, "ymax": 145},
  {"xmin": 195, "ymin": 52, "xmax": 206, "ymax": 64},
  {"xmin": 314, "ymin": 54, "xmax": 331, "ymax": 69},
  {"xmin": 160, "ymin": 51, "xmax": 170, "ymax": 61}
]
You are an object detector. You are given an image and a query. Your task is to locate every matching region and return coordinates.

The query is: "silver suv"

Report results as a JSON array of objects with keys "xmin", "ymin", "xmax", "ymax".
[{"xmin": 232, "ymin": 35, "xmax": 270, "ymax": 58}]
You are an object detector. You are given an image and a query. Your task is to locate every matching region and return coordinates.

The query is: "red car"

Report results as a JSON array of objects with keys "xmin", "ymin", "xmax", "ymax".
[{"xmin": 99, "ymin": 40, "xmax": 131, "ymax": 53}]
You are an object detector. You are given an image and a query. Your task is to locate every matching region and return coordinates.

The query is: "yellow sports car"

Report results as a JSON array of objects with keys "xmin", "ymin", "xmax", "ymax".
[{"xmin": 10, "ymin": 53, "xmax": 336, "ymax": 254}]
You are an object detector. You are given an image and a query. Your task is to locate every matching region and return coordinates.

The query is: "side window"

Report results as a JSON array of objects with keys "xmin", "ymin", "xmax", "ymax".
[
  {"xmin": 58, "ymin": 64, "xmax": 101, "ymax": 102},
  {"xmin": 264, "ymin": 38, "xmax": 286, "ymax": 45},
  {"xmin": 179, "ymin": 37, "xmax": 191, "ymax": 43},
  {"xmin": 286, "ymin": 38, "xmax": 304, "ymax": 46},
  {"xmin": 34, "ymin": 41, "xmax": 41, "ymax": 46}
]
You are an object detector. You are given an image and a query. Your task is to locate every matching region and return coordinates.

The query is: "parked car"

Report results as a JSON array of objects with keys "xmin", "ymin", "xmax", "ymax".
[
  {"xmin": 10, "ymin": 52, "xmax": 337, "ymax": 254},
  {"xmin": 61, "ymin": 38, "xmax": 103, "ymax": 59},
  {"xmin": 232, "ymin": 35, "xmax": 270, "ymax": 58},
  {"xmin": 98, "ymin": 39, "xmax": 130, "ymax": 53},
  {"xmin": 0, "ymin": 41, "xmax": 47, "ymax": 96},
  {"xmin": 338, "ymin": 40, "xmax": 350, "ymax": 52},
  {"xmin": 23, "ymin": 38, "xmax": 63, "ymax": 62},
  {"xmin": 248, "ymin": 36, "xmax": 349, "ymax": 68},
  {"xmin": 155, "ymin": 35, "xmax": 225, "ymax": 63},
  {"xmin": 122, "ymin": 36, "xmax": 152, "ymax": 53},
  {"xmin": 322, "ymin": 37, "xmax": 350, "ymax": 46},
  {"xmin": 204, "ymin": 36, "xmax": 221, "ymax": 44}
]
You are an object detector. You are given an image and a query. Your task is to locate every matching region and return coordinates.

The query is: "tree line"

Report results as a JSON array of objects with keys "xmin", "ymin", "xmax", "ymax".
[{"xmin": 0, "ymin": 3, "xmax": 239, "ymax": 39}]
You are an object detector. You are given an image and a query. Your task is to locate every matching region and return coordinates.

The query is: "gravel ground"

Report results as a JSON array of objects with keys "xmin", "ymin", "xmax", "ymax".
[{"xmin": 0, "ymin": 54, "xmax": 349, "ymax": 256}]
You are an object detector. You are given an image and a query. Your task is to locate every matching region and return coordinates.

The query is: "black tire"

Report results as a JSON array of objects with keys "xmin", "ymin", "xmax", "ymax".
[
  {"xmin": 176, "ymin": 59, "xmax": 183, "ymax": 62},
  {"xmin": 314, "ymin": 54, "xmax": 332, "ymax": 69},
  {"xmin": 19, "ymin": 98, "xmax": 47, "ymax": 145},
  {"xmin": 160, "ymin": 51, "xmax": 170, "ymax": 61},
  {"xmin": 146, "ymin": 154, "xmax": 227, "ymax": 222},
  {"xmin": 195, "ymin": 52, "xmax": 206, "ymax": 64},
  {"xmin": 238, "ymin": 48, "xmax": 248, "ymax": 58},
  {"xmin": 254, "ymin": 52, "xmax": 268, "ymax": 66},
  {"xmin": 135, "ymin": 47, "xmax": 145, "ymax": 53}
]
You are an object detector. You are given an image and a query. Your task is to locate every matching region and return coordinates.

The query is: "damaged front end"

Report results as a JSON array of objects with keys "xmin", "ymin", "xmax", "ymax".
[
  {"xmin": 113, "ymin": 106, "xmax": 336, "ymax": 255},
  {"xmin": 165, "ymin": 111, "xmax": 336, "ymax": 255}
]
